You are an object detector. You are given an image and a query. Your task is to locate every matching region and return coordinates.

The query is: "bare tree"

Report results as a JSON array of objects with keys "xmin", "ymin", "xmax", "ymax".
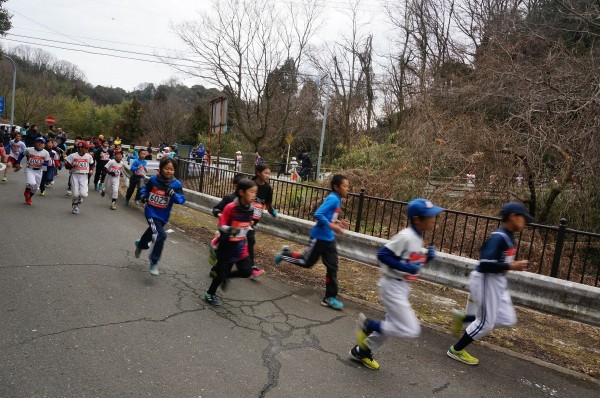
[
  {"xmin": 140, "ymin": 97, "xmax": 190, "ymax": 145},
  {"xmin": 308, "ymin": 1, "xmax": 373, "ymax": 148},
  {"xmin": 171, "ymin": 0, "xmax": 322, "ymax": 152}
]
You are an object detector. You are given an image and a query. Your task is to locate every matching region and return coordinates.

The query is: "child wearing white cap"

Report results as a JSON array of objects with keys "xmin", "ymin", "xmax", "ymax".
[{"xmin": 235, "ymin": 151, "xmax": 243, "ymax": 171}]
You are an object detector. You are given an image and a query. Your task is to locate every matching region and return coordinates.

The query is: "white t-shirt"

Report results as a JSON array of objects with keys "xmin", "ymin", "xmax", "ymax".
[
  {"xmin": 25, "ymin": 147, "xmax": 50, "ymax": 169},
  {"xmin": 9, "ymin": 139, "xmax": 26, "ymax": 159},
  {"xmin": 66, "ymin": 152, "xmax": 94, "ymax": 174},
  {"xmin": 104, "ymin": 159, "xmax": 123, "ymax": 177},
  {"xmin": 381, "ymin": 227, "xmax": 427, "ymax": 281}
]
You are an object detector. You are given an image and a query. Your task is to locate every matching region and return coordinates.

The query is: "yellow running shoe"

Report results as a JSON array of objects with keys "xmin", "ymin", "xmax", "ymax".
[
  {"xmin": 451, "ymin": 310, "xmax": 465, "ymax": 336},
  {"xmin": 447, "ymin": 345, "xmax": 479, "ymax": 365},
  {"xmin": 356, "ymin": 313, "xmax": 369, "ymax": 351},
  {"xmin": 350, "ymin": 345, "xmax": 380, "ymax": 370}
]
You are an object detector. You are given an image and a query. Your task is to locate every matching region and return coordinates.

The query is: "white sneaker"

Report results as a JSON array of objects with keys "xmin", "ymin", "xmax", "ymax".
[
  {"xmin": 66, "ymin": 190, "xmax": 72, "ymax": 196},
  {"xmin": 72, "ymin": 207, "xmax": 80, "ymax": 214},
  {"xmin": 149, "ymin": 263, "xmax": 159, "ymax": 276}
]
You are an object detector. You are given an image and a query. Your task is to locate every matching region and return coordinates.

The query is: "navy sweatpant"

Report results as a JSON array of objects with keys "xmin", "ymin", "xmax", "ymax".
[{"xmin": 138, "ymin": 217, "xmax": 167, "ymax": 265}]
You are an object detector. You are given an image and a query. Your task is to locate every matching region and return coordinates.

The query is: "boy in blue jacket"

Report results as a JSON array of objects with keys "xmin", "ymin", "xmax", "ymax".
[
  {"xmin": 274, "ymin": 174, "xmax": 350, "ymax": 310},
  {"xmin": 134, "ymin": 158, "xmax": 186, "ymax": 276},
  {"xmin": 125, "ymin": 149, "xmax": 148, "ymax": 206}
]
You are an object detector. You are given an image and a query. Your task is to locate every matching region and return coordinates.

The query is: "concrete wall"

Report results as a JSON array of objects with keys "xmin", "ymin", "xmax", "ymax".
[{"xmin": 170, "ymin": 184, "xmax": 600, "ymax": 326}]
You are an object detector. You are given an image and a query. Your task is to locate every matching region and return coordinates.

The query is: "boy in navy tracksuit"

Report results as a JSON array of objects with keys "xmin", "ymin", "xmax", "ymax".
[
  {"xmin": 134, "ymin": 158, "xmax": 186, "ymax": 276},
  {"xmin": 447, "ymin": 202, "xmax": 532, "ymax": 365},
  {"xmin": 274, "ymin": 175, "xmax": 350, "ymax": 310}
]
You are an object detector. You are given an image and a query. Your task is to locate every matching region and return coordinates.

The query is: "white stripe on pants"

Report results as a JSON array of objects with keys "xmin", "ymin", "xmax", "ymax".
[
  {"xmin": 104, "ymin": 174, "xmax": 120, "ymax": 200},
  {"xmin": 365, "ymin": 276, "xmax": 421, "ymax": 351},
  {"xmin": 25, "ymin": 168, "xmax": 43, "ymax": 192},
  {"xmin": 71, "ymin": 173, "xmax": 89, "ymax": 203},
  {"xmin": 465, "ymin": 271, "xmax": 516, "ymax": 340}
]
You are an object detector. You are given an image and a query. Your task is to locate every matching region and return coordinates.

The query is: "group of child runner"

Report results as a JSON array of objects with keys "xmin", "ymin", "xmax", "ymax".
[
  {"xmin": 3, "ymin": 135, "xmax": 138, "ymax": 213},
  {"xmin": 2, "ymin": 139, "xmax": 534, "ymax": 372}
]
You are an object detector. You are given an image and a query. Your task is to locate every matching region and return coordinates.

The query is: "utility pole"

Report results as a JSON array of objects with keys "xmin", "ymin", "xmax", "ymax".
[
  {"xmin": 317, "ymin": 75, "xmax": 330, "ymax": 181},
  {"xmin": 3, "ymin": 54, "xmax": 16, "ymax": 131}
]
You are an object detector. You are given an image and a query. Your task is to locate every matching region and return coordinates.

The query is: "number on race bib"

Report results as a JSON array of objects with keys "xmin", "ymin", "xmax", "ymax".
[
  {"xmin": 148, "ymin": 187, "xmax": 169, "ymax": 208},
  {"xmin": 252, "ymin": 201, "xmax": 264, "ymax": 219}
]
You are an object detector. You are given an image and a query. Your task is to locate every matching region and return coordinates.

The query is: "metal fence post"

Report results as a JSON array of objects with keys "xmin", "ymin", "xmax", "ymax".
[
  {"xmin": 550, "ymin": 218, "xmax": 568, "ymax": 278},
  {"xmin": 354, "ymin": 188, "xmax": 366, "ymax": 233},
  {"xmin": 199, "ymin": 162, "xmax": 205, "ymax": 193}
]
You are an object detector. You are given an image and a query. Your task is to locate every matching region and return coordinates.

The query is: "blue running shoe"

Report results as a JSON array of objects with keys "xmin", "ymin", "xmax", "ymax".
[{"xmin": 321, "ymin": 297, "xmax": 344, "ymax": 310}]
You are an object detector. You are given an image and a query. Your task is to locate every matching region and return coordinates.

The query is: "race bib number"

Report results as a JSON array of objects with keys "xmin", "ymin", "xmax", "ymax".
[
  {"xmin": 100, "ymin": 152, "xmax": 110, "ymax": 161},
  {"xmin": 331, "ymin": 208, "xmax": 340, "ymax": 223},
  {"xmin": 109, "ymin": 165, "xmax": 122, "ymax": 175},
  {"xmin": 228, "ymin": 220, "xmax": 252, "ymax": 241},
  {"xmin": 28, "ymin": 154, "xmax": 44, "ymax": 168},
  {"xmin": 504, "ymin": 247, "xmax": 516, "ymax": 265},
  {"xmin": 11, "ymin": 143, "xmax": 21, "ymax": 155},
  {"xmin": 74, "ymin": 159, "xmax": 89, "ymax": 171},
  {"xmin": 252, "ymin": 201, "xmax": 264, "ymax": 219},
  {"xmin": 404, "ymin": 252, "xmax": 427, "ymax": 281},
  {"xmin": 135, "ymin": 166, "xmax": 146, "ymax": 176},
  {"xmin": 148, "ymin": 187, "xmax": 169, "ymax": 209},
  {"xmin": 409, "ymin": 252, "xmax": 427, "ymax": 265}
]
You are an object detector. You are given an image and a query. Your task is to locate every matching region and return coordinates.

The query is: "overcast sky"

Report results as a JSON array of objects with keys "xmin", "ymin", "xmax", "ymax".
[{"xmin": 2, "ymin": 0, "xmax": 389, "ymax": 91}]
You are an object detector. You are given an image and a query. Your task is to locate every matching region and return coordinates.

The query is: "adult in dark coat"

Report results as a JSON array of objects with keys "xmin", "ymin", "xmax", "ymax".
[{"xmin": 299, "ymin": 151, "xmax": 312, "ymax": 181}]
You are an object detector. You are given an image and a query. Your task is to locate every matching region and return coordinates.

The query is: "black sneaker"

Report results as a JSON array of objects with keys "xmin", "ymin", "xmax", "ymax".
[
  {"xmin": 350, "ymin": 345, "xmax": 380, "ymax": 370},
  {"xmin": 204, "ymin": 292, "xmax": 222, "ymax": 307}
]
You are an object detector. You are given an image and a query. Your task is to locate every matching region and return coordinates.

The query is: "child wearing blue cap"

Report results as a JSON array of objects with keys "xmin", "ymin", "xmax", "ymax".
[
  {"xmin": 447, "ymin": 202, "xmax": 532, "ymax": 366},
  {"xmin": 350, "ymin": 198, "xmax": 443, "ymax": 370}
]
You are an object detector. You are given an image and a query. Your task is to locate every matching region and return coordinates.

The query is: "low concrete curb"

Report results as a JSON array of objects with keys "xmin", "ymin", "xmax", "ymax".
[{"xmin": 181, "ymin": 188, "xmax": 600, "ymax": 326}]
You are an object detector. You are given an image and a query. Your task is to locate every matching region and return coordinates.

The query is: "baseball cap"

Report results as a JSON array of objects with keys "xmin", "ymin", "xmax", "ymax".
[
  {"xmin": 35, "ymin": 137, "xmax": 46, "ymax": 144},
  {"xmin": 501, "ymin": 202, "xmax": 535, "ymax": 223},
  {"xmin": 407, "ymin": 198, "xmax": 444, "ymax": 219},
  {"xmin": 76, "ymin": 141, "xmax": 89, "ymax": 148},
  {"xmin": 99, "ymin": 134, "xmax": 104, "ymax": 139}
]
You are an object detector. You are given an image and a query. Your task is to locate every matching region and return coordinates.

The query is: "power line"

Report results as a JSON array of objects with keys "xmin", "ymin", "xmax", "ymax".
[
  {"xmin": 0, "ymin": 38, "xmax": 196, "ymax": 69},
  {"xmin": 11, "ymin": 26, "xmax": 197, "ymax": 55},
  {"xmin": 6, "ymin": 33, "xmax": 200, "ymax": 63},
  {"xmin": 2, "ymin": 35, "xmax": 392, "ymax": 87}
]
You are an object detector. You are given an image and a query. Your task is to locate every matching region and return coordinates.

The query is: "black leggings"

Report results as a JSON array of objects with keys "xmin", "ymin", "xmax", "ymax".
[
  {"xmin": 126, "ymin": 176, "xmax": 143, "ymax": 201},
  {"xmin": 94, "ymin": 164, "xmax": 107, "ymax": 185},
  {"xmin": 207, "ymin": 251, "xmax": 253, "ymax": 295},
  {"xmin": 280, "ymin": 238, "xmax": 339, "ymax": 299}
]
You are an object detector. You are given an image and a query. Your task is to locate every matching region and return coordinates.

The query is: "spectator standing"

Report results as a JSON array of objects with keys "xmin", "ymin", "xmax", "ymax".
[
  {"xmin": 235, "ymin": 151, "xmax": 243, "ymax": 171},
  {"xmin": 277, "ymin": 155, "xmax": 286, "ymax": 179},
  {"xmin": 299, "ymin": 151, "xmax": 312, "ymax": 181},
  {"xmin": 255, "ymin": 152, "xmax": 264, "ymax": 166}
]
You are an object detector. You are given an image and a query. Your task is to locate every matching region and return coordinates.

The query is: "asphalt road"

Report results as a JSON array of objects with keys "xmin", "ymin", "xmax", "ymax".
[{"xmin": 0, "ymin": 171, "xmax": 597, "ymax": 398}]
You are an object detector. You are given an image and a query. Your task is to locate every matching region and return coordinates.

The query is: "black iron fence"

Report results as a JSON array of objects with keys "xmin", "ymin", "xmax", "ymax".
[{"xmin": 177, "ymin": 159, "xmax": 600, "ymax": 287}]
